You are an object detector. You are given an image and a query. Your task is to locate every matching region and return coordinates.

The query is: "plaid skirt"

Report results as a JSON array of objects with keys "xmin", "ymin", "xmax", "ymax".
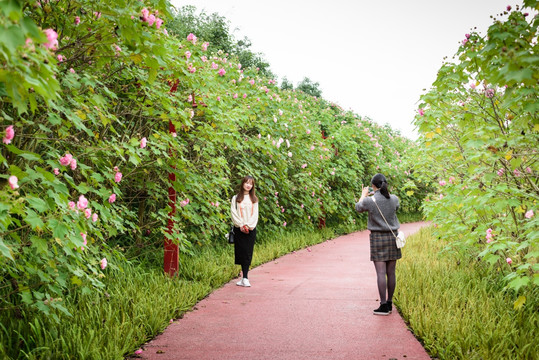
[{"xmin": 369, "ymin": 231, "xmax": 402, "ymax": 261}]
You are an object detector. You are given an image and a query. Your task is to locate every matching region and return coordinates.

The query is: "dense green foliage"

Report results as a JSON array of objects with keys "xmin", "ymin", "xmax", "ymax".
[
  {"xmin": 0, "ymin": 0, "xmax": 421, "ymax": 324},
  {"xmin": 397, "ymin": 227, "xmax": 538, "ymax": 359},
  {"xmin": 413, "ymin": 2, "xmax": 538, "ymax": 296}
]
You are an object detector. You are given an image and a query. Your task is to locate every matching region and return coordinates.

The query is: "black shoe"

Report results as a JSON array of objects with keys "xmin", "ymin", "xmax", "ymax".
[
  {"xmin": 373, "ymin": 302, "xmax": 391, "ymax": 316},
  {"xmin": 387, "ymin": 300, "xmax": 393, "ymax": 314}
]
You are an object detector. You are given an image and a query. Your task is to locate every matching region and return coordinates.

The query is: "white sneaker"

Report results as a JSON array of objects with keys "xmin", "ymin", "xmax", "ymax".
[
  {"xmin": 242, "ymin": 278, "xmax": 251, "ymax": 287},
  {"xmin": 236, "ymin": 279, "xmax": 244, "ymax": 286}
]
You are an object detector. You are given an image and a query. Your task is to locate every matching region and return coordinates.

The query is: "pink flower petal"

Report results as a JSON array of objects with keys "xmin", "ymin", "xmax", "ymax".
[{"xmin": 8, "ymin": 175, "xmax": 19, "ymax": 189}]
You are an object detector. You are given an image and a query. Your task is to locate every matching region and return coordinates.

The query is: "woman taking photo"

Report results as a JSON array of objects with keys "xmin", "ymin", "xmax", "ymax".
[
  {"xmin": 355, "ymin": 173, "xmax": 401, "ymax": 315},
  {"xmin": 230, "ymin": 176, "xmax": 259, "ymax": 287}
]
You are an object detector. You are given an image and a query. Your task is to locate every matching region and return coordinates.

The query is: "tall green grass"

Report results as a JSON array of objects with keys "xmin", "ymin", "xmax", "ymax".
[
  {"xmin": 0, "ymin": 263, "xmax": 209, "ymax": 359},
  {"xmin": 396, "ymin": 226, "xmax": 538, "ymax": 360}
]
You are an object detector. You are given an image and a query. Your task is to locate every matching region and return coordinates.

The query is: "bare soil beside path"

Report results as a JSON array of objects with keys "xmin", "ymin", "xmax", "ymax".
[{"xmin": 137, "ymin": 222, "xmax": 431, "ymax": 360}]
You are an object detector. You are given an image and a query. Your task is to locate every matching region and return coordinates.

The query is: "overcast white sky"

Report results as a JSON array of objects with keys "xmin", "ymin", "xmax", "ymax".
[{"xmin": 170, "ymin": 0, "xmax": 519, "ymax": 139}]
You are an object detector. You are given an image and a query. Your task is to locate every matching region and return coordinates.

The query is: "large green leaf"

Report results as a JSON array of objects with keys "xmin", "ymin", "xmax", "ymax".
[
  {"xmin": 27, "ymin": 197, "xmax": 49, "ymax": 213},
  {"xmin": 24, "ymin": 209, "xmax": 44, "ymax": 230},
  {"xmin": 0, "ymin": 237, "xmax": 14, "ymax": 261},
  {"xmin": 0, "ymin": 0, "xmax": 22, "ymax": 21}
]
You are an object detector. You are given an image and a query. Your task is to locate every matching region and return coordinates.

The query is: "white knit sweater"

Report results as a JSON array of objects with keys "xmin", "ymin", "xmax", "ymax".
[{"xmin": 231, "ymin": 195, "xmax": 259, "ymax": 230}]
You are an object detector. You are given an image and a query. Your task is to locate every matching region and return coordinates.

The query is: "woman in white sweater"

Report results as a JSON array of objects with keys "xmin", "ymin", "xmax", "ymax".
[{"xmin": 230, "ymin": 176, "xmax": 259, "ymax": 287}]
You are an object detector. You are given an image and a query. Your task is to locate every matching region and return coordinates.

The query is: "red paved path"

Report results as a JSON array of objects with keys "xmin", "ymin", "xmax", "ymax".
[{"xmin": 139, "ymin": 222, "xmax": 430, "ymax": 360}]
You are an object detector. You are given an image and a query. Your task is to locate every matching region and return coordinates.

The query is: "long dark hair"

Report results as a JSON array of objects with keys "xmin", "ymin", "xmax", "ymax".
[
  {"xmin": 236, "ymin": 176, "xmax": 258, "ymax": 204},
  {"xmin": 371, "ymin": 173, "xmax": 390, "ymax": 199}
]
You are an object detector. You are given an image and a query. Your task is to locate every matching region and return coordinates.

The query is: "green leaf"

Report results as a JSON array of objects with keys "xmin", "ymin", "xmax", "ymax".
[
  {"xmin": 507, "ymin": 276, "xmax": 530, "ymax": 292},
  {"xmin": 513, "ymin": 295, "xmax": 526, "ymax": 310},
  {"xmin": 31, "ymin": 236, "xmax": 48, "ymax": 255},
  {"xmin": 2, "ymin": 1, "xmax": 24, "ymax": 22},
  {"xmin": 482, "ymin": 253, "xmax": 499, "ymax": 265},
  {"xmin": 522, "ymin": 0, "xmax": 537, "ymax": 8},
  {"xmin": 0, "ymin": 82, "xmax": 7, "ymax": 97},
  {"xmin": 48, "ymin": 113, "xmax": 62, "ymax": 126},
  {"xmin": 128, "ymin": 153, "xmax": 141, "ymax": 166},
  {"xmin": 71, "ymin": 276, "xmax": 82, "ymax": 286},
  {"xmin": 0, "ymin": 202, "xmax": 9, "ymax": 213},
  {"xmin": 74, "ymin": 183, "xmax": 92, "ymax": 193},
  {"xmin": 51, "ymin": 302, "xmax": 72, "ymax": 317},
  {"xmin": 20, "ymin": 16, "xmax": 41, "ymax": 38},
  {"xmin": 52, "ymin": 221, "xmax": 69, "ymax": 240},
  {"xmin": 504, "ymin": 68, "xmax": 534, "ymax": 83},
  {"xmin": 0, "ymin": 25, "xmax": 25, "ymax": 51},
  {"xmin": 523, "ymin": 101, "xmax": 539, "ymax": 114},
  {"xmin": 91, "ymin": 173, "xmax": 105, "ymax": 182},
  {"xmin": 0, "ymin": 238, "xmax": 14, "ymax": 261},
  {"xmin": 35, "ymin": 167, "xmax": 55, "ymax": 182},
  {"xmin": 24, "ymin": 209, "xmax": 44, "ymax": 230},
  {"xmin": 148, "ymin": 67, "xmax": 158, "ymax": 83},
  {"xmin": 38, "ymin": 124, "xmax": 52, "ymax": 133},
  {"xmin": 81, "ymin": 286, "xmax": 92, "ymax": 295},
  {"xmin": 27, "ymin": 197, "xmax": 49, "ymax": 213},
  {"xmin": 20, "ymin": 290, "xmax": 32, "ymax": 305},
  {"xmin": 51, "ymin": 181, "xmax": 69, "ymax": 195}
]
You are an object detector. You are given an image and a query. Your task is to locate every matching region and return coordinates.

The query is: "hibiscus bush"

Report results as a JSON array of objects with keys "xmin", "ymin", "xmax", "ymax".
[
  {"xmin": 413, "ymin": 2, "xmax": 538, "ymax": 299},
  {"xmin": 0, "ymin": 0, "xmax": 423, "ymax": 317}
]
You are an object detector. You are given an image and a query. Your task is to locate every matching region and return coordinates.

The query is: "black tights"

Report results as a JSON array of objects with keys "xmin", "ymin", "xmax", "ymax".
[
  {"xmin": 241, "ymin": 264, "xmax": 249, "ymax": 279},
  {"xmin": 373, "ymin": 260, "xmax": 396, "ymax": 304}
]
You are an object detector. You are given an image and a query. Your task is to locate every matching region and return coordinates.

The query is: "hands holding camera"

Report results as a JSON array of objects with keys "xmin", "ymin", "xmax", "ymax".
[
  {"xmin": 355, "ymin": 185, "xmax": 372, "ymax": 203},
  {"xmin": 361, "ymin": 186, "xmax": 370, "ymax": 198}
]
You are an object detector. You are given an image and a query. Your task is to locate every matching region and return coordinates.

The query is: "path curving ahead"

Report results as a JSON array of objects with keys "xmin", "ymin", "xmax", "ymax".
[{"xmin": 139, "ymin": 222, "xmax": 430, "ymax": 360}]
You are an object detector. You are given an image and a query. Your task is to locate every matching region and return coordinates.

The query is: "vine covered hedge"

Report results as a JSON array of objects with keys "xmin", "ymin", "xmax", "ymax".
[{"xmin": 0, "ymin": 0, "xmax": 423, "ymax": 317}]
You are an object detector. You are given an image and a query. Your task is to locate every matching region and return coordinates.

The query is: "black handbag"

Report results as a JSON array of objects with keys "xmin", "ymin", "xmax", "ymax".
[{"xmin": 228, "ymin": 225, "xmax": 235, "ymax": 244}]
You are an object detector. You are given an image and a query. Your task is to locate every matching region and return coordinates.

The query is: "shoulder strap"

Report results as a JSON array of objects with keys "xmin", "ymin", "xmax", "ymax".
[{"xmin": 372, "ymin": 196, "xmax": 397, "ymax": 239}]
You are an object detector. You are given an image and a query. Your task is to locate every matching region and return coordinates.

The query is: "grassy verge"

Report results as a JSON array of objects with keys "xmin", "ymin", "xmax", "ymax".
[{"xmin": 396, "ymin": 226, "xmax": 538, "ymax": 360}]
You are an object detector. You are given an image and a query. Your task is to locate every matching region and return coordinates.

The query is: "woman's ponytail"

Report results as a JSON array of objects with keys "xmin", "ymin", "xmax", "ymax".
[
  {"xmin": 371, "ymin": 173, "xmax": 390, "ymax": 199},
  {"xmin": 379, "ymin": 181, "xmax": 390, "ymax": 199}
]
